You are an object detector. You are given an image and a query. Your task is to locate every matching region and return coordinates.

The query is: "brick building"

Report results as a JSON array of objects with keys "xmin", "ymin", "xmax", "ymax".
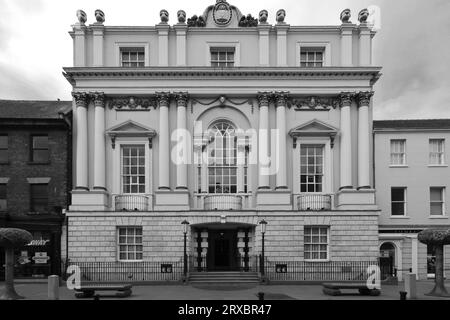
[{"xmin": 0, "ymin": 100, "xmax": 72, "ymax": 279}]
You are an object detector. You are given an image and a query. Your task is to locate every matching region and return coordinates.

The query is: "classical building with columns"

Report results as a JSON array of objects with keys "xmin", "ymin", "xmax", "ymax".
[{"xmin": 64, "ymin": 2, "xmax": 382, "ymax": 279}]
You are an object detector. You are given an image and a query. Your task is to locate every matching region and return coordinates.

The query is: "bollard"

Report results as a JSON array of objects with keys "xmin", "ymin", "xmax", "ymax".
[
  {"xmin": 404, "ymin": 273, "xmax": 417, "ymax": 299},
  {"xmin": 257, "ymin": 292, "xmax": 264, "ymax": 301},
  {"xmin": 399, "ymin": 291, "xmax": 407, "ymax": 300},
  {"xmin": 48, "ymin": 275, "xmax": 59, "ymax": 300}
]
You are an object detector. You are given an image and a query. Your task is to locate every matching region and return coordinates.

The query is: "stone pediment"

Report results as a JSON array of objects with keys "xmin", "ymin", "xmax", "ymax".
[
  {"xmin": 106, "ymin": 120, "xmax": 157, "ymax": 149},
  {"xmin": 289, "ymin": 119, "xmax": 339, "ymax": 138}
]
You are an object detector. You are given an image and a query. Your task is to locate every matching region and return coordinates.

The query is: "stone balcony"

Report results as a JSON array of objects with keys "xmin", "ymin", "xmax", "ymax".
[
  {"xmin": 194, "ymin": 194, "xmax": 252, "ymax": 210},
  {"xmin": 296, "ymin": 193, "xmax": 333, "ymax": 211},
  {"xmin": 114, "ymin": 194, "xmax": 150, "ymax": 212}
]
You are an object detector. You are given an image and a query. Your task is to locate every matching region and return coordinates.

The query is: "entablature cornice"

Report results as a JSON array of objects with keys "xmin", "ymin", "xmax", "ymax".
[{"xmin": 63, "ymin": 66, "xmax": 382, "ymax": 85}]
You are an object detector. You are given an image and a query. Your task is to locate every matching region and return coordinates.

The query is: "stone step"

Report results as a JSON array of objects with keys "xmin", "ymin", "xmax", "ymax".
[{"xmin": 189, "ymin": 271, "xmax": 260, "ymax": 284}]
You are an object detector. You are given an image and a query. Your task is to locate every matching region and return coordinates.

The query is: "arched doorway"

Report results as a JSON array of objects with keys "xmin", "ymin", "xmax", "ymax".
[{"xmin": 379, "ymin": 242, "xmax": 396, "ymax": 280}]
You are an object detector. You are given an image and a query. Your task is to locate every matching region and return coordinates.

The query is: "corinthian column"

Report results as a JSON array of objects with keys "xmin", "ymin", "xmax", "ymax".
[
  {"xmin": 92, "ymin": 92, "xmax": 106, "ymax": 190},
  {"xmin": 357, "ymin": 91, "xmax": 373, "ymax": 189},
  {"xmin": 339, "ymin": 92, "xmax": 354, "ymax": 189},
  {"xmin": 73, "ymin": 92, "xmax": 89, "ymax": 190},
  {"xmin": 257, "ymin": 92, "xmax": 271, "ymax": 190},
  {"xmin": 157, "ymin": 92, "xmax": 171, "ymax": 190},
  {"xmin": 274, "ymin": 92, "xmax": 289, "ymax": 190},
  {"xmin": 175, "ymin": 92, "xmax": 189, "ymax": 190}
]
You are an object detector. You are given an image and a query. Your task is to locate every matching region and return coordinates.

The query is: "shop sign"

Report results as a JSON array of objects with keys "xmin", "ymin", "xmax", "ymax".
[
  {"xmin": 32, "ymin": 252, "xmax": 50, "ymax": 264},
  {"xmin": 27, "ymin": 240, "xmax": 50, "ymax": 247}
]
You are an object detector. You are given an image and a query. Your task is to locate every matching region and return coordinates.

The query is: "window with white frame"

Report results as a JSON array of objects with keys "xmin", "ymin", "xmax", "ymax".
[
  {"xmin": 120, "ymin": 47, "xmax": 145, "ymax": 67},
  {"xmin": 210, "ymin": 47, "xmax": 235, "ymax": 67},
  {"xmin": 304, "ymin": 227, "xmax": 329, "ymax": 260},
  {"xmin": 430, "ymin": 187, "xmax": 445, "ymax": 216},
  {"xmin": 390, "ymin": 140, "xmax": 406, "ymax": 165},
  {"xmin": 300, "ymin": 145, "xmax": 324, "ymax": 193},
  {"xmin": 207, "ymin": 122, "xmax": 238, "ymax": 194},
  {"xmin": 429, "ymin": 139, "xmax": 445, "ymax": 165},
  {"xmin": 300, "ymin": 48, "xmax": 325, "ymax": 67},
  {"xmin": 121, "ymin": 145, "xmax": 146, "ymax": 194},
  {"xmin": 391, "ymin": 187, "xmax": 406, "ymax": 216},
  {"xmin": 118, "ymin": 227, "xmax": 143, "ymax": 261}
]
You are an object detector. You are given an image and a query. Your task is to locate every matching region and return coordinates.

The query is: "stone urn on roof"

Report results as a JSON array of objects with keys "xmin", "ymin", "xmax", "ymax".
[{"xmin": 418, "ymin": 228, "xmax": 450, "ymax": 297}]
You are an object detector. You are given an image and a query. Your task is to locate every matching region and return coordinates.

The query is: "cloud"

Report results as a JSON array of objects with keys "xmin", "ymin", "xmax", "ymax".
[{"xmin": 0, "ymin": 0, "xmax": 448, "ymax": 121}]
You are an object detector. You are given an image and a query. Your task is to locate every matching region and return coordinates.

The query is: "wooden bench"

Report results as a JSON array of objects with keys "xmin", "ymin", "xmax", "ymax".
[
  {"xmin": 322, "ymin": 282, "xmax": 381, "ymax": 297},
  {"xmin": 74, "ymin": 284, "xmax": 133, "ymax": 298}
]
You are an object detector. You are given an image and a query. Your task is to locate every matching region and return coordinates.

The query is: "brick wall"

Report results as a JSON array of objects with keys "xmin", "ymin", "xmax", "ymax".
[{"xmin": 0, "ymin": 126, "xmax": 70, "ymax": 216}]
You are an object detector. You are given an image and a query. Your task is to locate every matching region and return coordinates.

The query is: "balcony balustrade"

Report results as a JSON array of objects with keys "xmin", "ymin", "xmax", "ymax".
[
  {"xmin": 115, "ymin": 194, "xmax": 149, "ymax": 212},
  {"xmin": 297, "ymin": 193, "xmax": 332, "ymax": 211}
]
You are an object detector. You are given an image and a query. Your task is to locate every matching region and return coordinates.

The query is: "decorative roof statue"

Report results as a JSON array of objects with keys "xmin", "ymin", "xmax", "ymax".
[
  {"xmin": 187, "ymin": 15, "xmax": 206, "ymax": 27},
  {"xmin": 160, "ymin": 9, "xmax": 169, "ymax": 24},
  {"xmin": 276, "ymin": 9, "xmax": 286, "ymax": 24},
  {"xmin": 340, "ymin": 9, "xmax": 351, "ymax": 23},
  {"xmin": 259, "ymin": 10, "xmax": 268, "ymax": 24},
  {"xmin": 177, "ymin": 10, "xmax": 186, "ymax": 24},
  {"xmin": 76, "ymin": 9, "xmax": 87, "ymax": 25},
  {"xmin": 239, "ymin": 14, "xmax": 258, "ymax": 27},
  {"xmin": 95, "ymin": 9, "xmax": 105, "ymax": 24},
  {"xmin": 358, "ymin": 8, "xmax": 369, "ymax": 23}
]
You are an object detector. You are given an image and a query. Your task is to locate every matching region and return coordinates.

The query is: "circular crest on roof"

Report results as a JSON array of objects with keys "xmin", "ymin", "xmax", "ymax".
[{"xmin": 213, "ymin": 0, "xmax": 232, "ymax": 26}]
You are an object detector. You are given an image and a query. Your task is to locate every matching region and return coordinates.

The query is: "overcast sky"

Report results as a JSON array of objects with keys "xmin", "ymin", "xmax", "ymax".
[{"xmin": 0, "ymin": 0, "xmax": 449, "ymax": 119}]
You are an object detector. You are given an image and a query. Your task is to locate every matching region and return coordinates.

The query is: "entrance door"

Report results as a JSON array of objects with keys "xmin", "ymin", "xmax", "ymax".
[
  {"xmin": 208, "ymin": 230, "xmax": 237, "ymax": 271},
  {"xmin": 214, "ymin": 237, "xmax": 230, "ymax": 268},
  {"xmin": 379, "ymin": 243, "xmax": 396, "ymax": 280}
]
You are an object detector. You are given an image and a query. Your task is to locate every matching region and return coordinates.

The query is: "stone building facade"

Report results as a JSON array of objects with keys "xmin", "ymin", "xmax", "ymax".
[
  {"xmin": 374, "ymin": 120, "xmax": 450, "ymax": 281},
  {"xmin": 65, "ymin": 2, "xmax": 382, "ymax": 277},
  {"xmin": 0, "ymin": 100, "xmax": 72, "ymax": 278}
]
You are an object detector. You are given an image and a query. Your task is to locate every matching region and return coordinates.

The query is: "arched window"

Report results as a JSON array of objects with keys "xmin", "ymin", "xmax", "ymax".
[{"xmin": 206, "ymin": 122, "xmax": 239, "ymax": 194}]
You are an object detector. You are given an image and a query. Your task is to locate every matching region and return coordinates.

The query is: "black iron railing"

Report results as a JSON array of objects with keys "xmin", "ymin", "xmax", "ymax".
[
  {"xmin": 188, "ymin": 254, "xmax": 259, "ymax": 272},
  {"xmin": 264, "ymin": 260, "xmax": 379, "ymax": 282},
  {"xmin": 64, "ymin": 261, "xmax": 183, "ymax": 282}
]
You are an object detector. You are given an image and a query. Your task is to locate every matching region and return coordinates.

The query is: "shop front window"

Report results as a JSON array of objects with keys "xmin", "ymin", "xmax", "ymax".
[{"xmin": 0, "ymin": 231, "xmax": 54, "ymax": 279}]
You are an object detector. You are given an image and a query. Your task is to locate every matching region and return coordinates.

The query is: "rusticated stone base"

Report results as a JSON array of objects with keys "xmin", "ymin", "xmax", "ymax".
[{"xmin": 65, "ymin": 210, "xmax": 379, "ymax": 263}]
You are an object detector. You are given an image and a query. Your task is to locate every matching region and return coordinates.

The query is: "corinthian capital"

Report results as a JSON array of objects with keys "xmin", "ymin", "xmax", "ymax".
[
  {"xmin": 90, "ymin": 92, "xmax": 105, "ymax": 108},
  {"xmin": 339, "ymin": 92, "xmax": 356, "ymax": 108},
  {"xmin": 72, "ymin": 92, "xmax": 88, "ymax": 108},
  {"xmin": 174, "ymin": 92, "xmax": 189, "ymax": 107},
  {"xmin": 156, "ymin": 92, "xmax": 171, "ymax": 108},
  {"xmin": 357, "ymin": 91, "xmax": 374, "ymax": 107},
  {"xmin": 257, "ymin": 92, "xmax": 271, "ymax": 107},
  {"xmin": 274, "ymin": 91, "xmax": 290, "ymax": 107}
]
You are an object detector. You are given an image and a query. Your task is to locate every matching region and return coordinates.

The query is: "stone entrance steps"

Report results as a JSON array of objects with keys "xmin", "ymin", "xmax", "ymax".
[{"xmin": 189, "ymin": 271, "xmax": 260, "ymax": 284}]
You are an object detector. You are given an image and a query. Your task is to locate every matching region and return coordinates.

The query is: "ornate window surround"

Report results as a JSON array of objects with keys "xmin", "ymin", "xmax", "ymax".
[
  {"xmin": 106, "ymin": 121, "xmax": 156, "ymax": 196},
  {"xmin": 115, "ymin": 42, "xmax": 150, "ymax": 67},
  {"xmin": 296, "ymin": 42, "xmax": 331, "ymax": 67},
  {"xmin": 290, "ymin": 120, "xmax": 338, "ymax": 196},
  {"xmin": 205, "ymin": 41, "xmax": 241, "ymax": 67}
]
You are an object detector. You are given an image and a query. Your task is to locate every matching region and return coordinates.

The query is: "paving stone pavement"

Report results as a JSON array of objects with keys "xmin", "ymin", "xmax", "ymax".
[{"xmin": 1, "ymin": 281, "xmax": 450, "ymax": 300}]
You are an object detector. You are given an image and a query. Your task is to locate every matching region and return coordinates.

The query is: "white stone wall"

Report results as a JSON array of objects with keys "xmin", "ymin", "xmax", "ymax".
[{"xmin": 67, "ymin": 211, "xmax": 379, "ymax": 263}]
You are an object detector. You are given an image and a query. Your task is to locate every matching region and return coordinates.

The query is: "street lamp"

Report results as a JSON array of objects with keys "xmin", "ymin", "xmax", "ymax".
[
  {"xmin": 259, "ymin": 219, "xmax": 268, "ymax": 279},
  {"xmin": 182, "ymin": 220, "xmax": 190, "ymax": 280}
]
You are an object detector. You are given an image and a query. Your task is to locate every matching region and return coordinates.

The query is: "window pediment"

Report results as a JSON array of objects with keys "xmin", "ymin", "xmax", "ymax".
[
  {"xmin": 289, "ymin": 119, "xmax": 339, "ymax": 138},
  {"xmin": 106, "ymin": 120, "xmax": 156, "ymax": 149}
]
